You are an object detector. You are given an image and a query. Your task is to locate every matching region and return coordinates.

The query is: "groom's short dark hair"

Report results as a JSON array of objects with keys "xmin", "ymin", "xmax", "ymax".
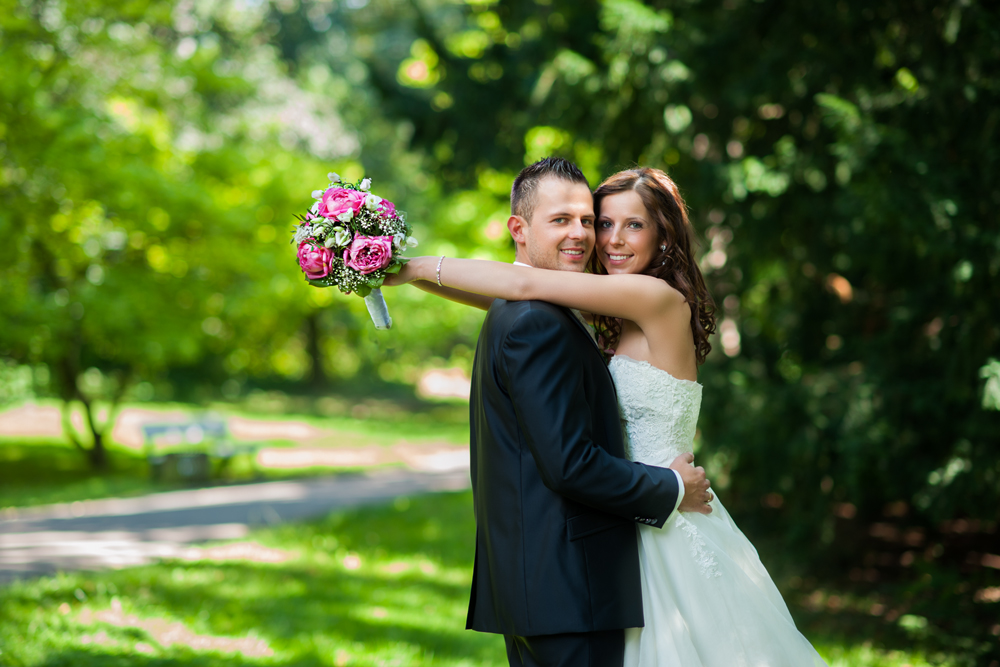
[{"xmin": 511, "ymin": 157, "xmax": 589, "ymax": 222}]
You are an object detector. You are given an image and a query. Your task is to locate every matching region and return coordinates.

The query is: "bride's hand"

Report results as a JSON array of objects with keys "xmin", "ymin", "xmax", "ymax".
[
  {"xmin": 382, "ymin": 257, "xmax": 429, "ymax": 286},
  {"xmin": 382, "ymin": 271, "xmax": 411, "ymax": 287}
]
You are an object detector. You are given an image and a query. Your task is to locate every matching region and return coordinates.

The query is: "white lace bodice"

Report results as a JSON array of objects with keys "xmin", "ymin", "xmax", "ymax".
[{"xmin": 608, "ymin": 355, "xmax": 702, "ymax": 467}]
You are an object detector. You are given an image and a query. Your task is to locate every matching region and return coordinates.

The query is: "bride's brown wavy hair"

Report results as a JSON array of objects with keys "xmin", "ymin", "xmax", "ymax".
[{"xmin": 591, "ymin": 168, "xmax": 717, "ymax": 365}]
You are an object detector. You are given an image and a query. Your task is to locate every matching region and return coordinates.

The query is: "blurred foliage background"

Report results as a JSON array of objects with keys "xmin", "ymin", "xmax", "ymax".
[{"xmin": 1, "ymin": 0, "xmax": 998, "ymax": 663}]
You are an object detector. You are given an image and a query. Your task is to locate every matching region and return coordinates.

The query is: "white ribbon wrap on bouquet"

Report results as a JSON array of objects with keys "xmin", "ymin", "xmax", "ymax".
[{"xmin": 364, "ymin": 288, "xmax": 392, "ymax": 330}]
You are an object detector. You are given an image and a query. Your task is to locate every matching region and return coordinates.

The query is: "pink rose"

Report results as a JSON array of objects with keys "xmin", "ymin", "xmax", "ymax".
[
  {"xmin": 343, "ymin": 235, "xmax": 394, "ymax": 275},
  {"xmin": 297, "ymin": 242, "xmax": 334, "ymax": 280},
  {"xmin": 377, "ymin": 199, "xmax": 397, "ymax": 218},
  {"xmin": 318, "ymin": 187, "xmax": 366, "ymax": 219}
]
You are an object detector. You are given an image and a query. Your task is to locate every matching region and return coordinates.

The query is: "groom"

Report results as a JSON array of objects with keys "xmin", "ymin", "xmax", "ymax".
[{"xmin": 467, "ymin": 157, "xmax": 712, "ymax": 666}]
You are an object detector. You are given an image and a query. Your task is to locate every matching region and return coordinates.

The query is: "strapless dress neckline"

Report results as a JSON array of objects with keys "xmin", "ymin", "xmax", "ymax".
[{"xmin": 609, "ymin": 354, "xmax": 702, "ymax": 387}]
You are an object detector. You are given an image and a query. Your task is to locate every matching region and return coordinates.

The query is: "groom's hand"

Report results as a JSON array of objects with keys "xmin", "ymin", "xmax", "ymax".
[{"xmin": 670, "ymin": 453, "xmax": 713, "ymax": 515}]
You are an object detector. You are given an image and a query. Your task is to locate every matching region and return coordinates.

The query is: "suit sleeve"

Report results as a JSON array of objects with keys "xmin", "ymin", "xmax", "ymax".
[{"xmin": 501, "ymin": 307, "xmax": 679, "ymax": 527}]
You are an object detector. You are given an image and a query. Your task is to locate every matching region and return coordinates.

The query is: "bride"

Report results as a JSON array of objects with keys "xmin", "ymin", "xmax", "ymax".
[{"xmin": 386, "ymin": 166, "xmax": 827, "ymax": 666}]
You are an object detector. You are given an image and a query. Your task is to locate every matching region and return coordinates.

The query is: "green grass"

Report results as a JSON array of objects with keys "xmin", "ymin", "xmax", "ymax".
[
  {"xmin": 0, "ymin": 438, "xmax": 368, "ymax": 510},
  {"xmin": 0, "ymin": 395, "xmax": 469, "ymax": 510},
  {"xmin": 223, "ymin": 392, "xmax": 470, "ymax": 447},
  {"xmin": 0, "ymin": 491, "xmax": 963, "ymax": 666},
  {"xmin": 0, "ymin": 440, "xmax": 170, "ymax": 509},
  {"xmin": 0, "ymin": 491, "xmax": 505, "ymax": 666}
]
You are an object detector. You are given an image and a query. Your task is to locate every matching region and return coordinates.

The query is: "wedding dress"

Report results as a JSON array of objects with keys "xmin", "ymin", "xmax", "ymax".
[{"xmin": 609, "ymin": 355, "xmax": 828, "ymax": 667}]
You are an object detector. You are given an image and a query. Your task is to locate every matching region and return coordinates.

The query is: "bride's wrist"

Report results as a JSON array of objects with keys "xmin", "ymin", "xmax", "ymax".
[
  {"xmin": 425, "ymin": 256, "xmax": 439, "ymax": 283},
  {"xmin": 415, "ymin": 256, "xmax": 435, "ymax": 282}
]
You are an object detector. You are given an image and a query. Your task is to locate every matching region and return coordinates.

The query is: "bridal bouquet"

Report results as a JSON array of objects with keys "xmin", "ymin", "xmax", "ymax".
[{"xmin": 291, "ymin": 174, "xmax": 416, "ymax": 329}]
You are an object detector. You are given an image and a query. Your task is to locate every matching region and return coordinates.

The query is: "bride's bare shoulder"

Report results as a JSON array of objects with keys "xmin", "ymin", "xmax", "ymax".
[{"xmin": 611, "ymin": 273, "xmax": 686, "ymax": 308}]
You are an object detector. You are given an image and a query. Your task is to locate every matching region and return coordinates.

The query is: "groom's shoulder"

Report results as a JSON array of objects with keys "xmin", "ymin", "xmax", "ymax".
[{"xmin": 488, "ymin": 299, "xmax": 570, "ymax": 329}]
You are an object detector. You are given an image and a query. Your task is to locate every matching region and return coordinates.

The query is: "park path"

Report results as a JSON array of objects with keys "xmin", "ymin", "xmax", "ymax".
[{"xmin": 0, "ymin": 467, "xmax": 470, "ymax": 584}]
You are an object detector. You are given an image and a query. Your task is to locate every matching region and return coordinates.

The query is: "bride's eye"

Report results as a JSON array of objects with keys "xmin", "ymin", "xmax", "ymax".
[
  {"xmin": 597, "ymin": 220, "xmax": 612, "ymax": 229},
  {"xmin": 628, "ymin": 221, "xmax": 644, "ymax": 229}
]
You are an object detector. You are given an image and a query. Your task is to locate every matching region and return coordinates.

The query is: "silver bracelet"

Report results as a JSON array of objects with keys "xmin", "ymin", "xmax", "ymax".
[{"xmin": 436, "ymin": 256, "xmax": 445, "ymax": 287}]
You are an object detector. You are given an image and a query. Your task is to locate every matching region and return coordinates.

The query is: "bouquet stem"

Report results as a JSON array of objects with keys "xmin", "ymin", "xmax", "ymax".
[{"xmin": 364, "ymin": 288, "xmax": 392, "ymax": 330}]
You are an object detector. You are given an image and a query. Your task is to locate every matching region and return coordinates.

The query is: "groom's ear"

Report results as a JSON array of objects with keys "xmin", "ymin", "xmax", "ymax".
[{"xmin": 507, "ymin": 215, "xmax": 528, "ymax": 244}]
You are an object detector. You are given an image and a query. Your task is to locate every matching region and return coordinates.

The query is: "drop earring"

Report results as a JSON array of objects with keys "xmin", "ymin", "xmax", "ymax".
[{"xmin": 660, "ymin": 244, "xmax": 668, "ymax": 265}]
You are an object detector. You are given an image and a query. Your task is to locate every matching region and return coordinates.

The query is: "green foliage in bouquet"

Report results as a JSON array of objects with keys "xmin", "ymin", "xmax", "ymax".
[{"xmin": 293, "ymin": 176, "xmax": 415, "ymax": 299}]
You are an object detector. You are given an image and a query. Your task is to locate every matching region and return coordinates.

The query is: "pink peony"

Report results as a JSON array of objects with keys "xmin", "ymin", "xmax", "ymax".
[
  {"xmin": 343, "ymin": 235, "xmax": 394, "ymax": 275},
  {"xmin": 377, "ymin": 199, "xmax": 397, "ymax": 218},
  {"xmin": 297, "ymin": 242, "xmax": 334, "ymax": 280},
  {"xmin": 318, "ymin": 187, "xmax": 366, "ymax": 219}
]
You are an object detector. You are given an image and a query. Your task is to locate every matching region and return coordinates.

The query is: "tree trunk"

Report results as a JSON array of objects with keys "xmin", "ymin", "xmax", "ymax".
[
  {"xmin": 78, "ymin": 394, "xmax": 108, "ymax": 470},
  {"xmin": 54, "ymin": 343, "xmax": 129, "ymax": 471},
  {"xmin": 305, "ymin": 311, "xmax": 327, "ymax": 390}
]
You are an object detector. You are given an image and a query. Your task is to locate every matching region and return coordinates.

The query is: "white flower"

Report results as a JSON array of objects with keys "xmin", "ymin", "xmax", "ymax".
[
  {"xmin": 328, "ymin": 172, "xmax": 341, "ymax": 183},
  {"xmin": 336, "ymin": 209, "xmax": 354, "ymax": 222},
  {"xmin": 364, "ymin": 194, "xmax": 382, "ymax": 211},
  {"xmin": 324, "ymin": 236, "xmax": 337, "ymax": 248},
  {"xmin": 310, "ymin": 202, "xmax": 319, "ymax": 215},
  {"xmin": 333, "ymin": 227, "xmax": 352, "ymax": 248},
  {"xmin": 359, "ymin": 178, "xmax": 372, "ymax": 192},
  {"xmin": 293, "ymin": 224, "xmax": 314, "ymax": 245},
  {"xmin": 311, "ymin": 190, "xmax": 324, "ymax": 199},
  {"xmin": 392, "ymin": 234, "xmax": 418, "ymax": 250}
]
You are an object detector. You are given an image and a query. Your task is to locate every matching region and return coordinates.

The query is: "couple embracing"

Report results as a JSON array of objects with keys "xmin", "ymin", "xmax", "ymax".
[{"xmin": 386, "ymin": 158, "xmax": 827, "ymax": 666}]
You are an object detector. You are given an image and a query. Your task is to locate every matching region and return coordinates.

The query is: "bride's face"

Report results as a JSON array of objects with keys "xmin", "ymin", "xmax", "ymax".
[{"xmin": 596, "ymin": 190, "xmax": 659, "ymax": 275}]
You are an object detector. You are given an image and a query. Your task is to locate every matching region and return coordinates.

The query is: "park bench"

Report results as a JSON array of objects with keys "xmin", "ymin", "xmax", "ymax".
[{"xmin": 142, "ymin": 417, "xmax": 261, "ymax": 482}]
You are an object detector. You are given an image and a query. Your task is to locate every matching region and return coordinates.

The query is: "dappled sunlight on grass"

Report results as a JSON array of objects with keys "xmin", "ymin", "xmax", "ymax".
[
  {"xmin": 0, "ymin": 492, "xmax": 504, "ymax": 666},
  {"xmin": 0, "ymin": 491, "xmax": 969, "ymax": 666}
]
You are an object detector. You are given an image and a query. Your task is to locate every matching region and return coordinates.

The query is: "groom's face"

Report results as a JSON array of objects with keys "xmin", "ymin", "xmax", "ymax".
[{"xmin": 517, "ymin": 176, "xmax": 595, "ymax": 272}]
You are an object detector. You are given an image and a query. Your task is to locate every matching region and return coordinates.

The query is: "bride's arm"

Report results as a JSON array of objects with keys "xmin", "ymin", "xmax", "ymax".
[
  {"xmin": 383, "ymin": 259, "xmax": 494, "ymax": 310},
  {"xmin": 397, "ymin": 256, "xmax": 684, "ymax": 324}
]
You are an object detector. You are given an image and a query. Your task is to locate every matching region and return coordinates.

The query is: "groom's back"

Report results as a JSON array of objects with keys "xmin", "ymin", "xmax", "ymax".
[{"xmin": 466, "ymin": 297, "xmax": 647, "ymax": 637}]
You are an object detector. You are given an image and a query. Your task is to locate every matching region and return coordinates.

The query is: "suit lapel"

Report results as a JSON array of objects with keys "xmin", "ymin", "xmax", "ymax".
[
  {"xmin": 559, "ymin": 306, "xmax": 618, "ymax": 393},
  {"xmin": 563, "ymin": 307, "xmax": 601, "ymax": 353}
]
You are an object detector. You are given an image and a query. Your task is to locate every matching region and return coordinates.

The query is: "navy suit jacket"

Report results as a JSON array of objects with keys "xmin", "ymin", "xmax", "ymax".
[{"xmin": 465, "ymin": 298, "xmax": 680, "ymax": 637}]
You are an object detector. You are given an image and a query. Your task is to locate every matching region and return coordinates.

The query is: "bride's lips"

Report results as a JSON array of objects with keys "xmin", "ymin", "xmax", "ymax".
[{"xmin": 604, "ymin": 250, "xmax": 633, "ymax": 267}]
